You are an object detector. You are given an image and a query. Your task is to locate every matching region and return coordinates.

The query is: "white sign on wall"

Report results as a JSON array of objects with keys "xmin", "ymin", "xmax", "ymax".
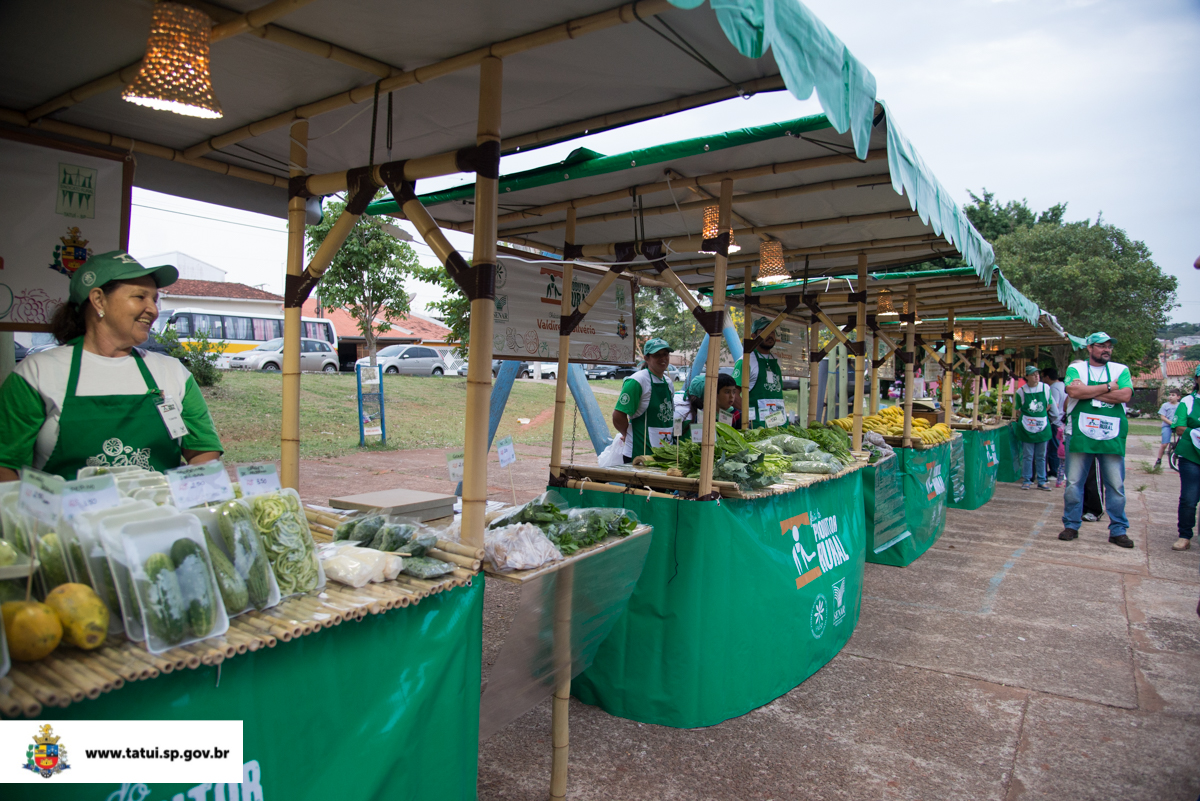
[
  {"xmin": 491, "ymin": 257, "xmax": 636, "ymax": 365},
  {"xmin": 0, "ymin": 136, "xmax": 125, "ymax": 328}
]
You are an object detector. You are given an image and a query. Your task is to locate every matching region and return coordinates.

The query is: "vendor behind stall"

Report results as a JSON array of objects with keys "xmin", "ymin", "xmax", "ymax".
[
  {"xmin": 680, "ymin": 373, "xmax": 742, "ymax": 442},
  {"xmin": 0, "ymin": 252, "xmax": 223, "ymax": 481},
  {"xmin": 612, "ymin": 338, "xmax": 675, "ymax": 463},
  {"xmin": 733, "ymin": 317, "xmax": 785, "ymax": 428}
]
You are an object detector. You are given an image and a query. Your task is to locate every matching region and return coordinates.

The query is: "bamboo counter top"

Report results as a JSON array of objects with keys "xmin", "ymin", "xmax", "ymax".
[
  {"xmin": 949, "ymin": 420, "xmax": 1008, "ymax": 432},
  {"xmin": 0, "ymin": 508, "xmax": 480, "ymax": 720}
]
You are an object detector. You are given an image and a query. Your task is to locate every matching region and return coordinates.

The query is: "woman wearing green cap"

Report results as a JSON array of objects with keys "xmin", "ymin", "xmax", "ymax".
[
  {"xmin": 0, "ymin": 251, "xmax": 224, "ymax": 481},
  {"xmin": 733, "ymin": 316, "xmax": 785, "ymax": 428},
  {"xmin": 1170, "ymin": 364, "xmax": 1200, "ymax": 552},
  {"xmin": 612, "ymin": 338, "xmax": 675, "ymax": 462},
  {"xmin": 1014, "ymin": 365, "xmax": 1057, "ymax": 490}
]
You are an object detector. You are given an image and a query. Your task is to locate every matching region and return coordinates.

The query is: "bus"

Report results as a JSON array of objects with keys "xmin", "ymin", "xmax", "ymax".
[{"xmin": 152, "ymin": 307, "xmax": 338, "ymax": 368}]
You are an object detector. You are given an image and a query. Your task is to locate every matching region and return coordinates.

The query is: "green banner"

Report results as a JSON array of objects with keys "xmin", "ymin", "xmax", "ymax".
[
  {"xmin": 949, "ymin": 429, "xmax": 1000, "ymax": 510},
  {"xmin": 949, "ymin": 435, "xmax": 967, "ymax": 505},
  {"xmin": 864, "ymin": 453, "xmax": 906, "ymax": 554},
  {"xmin": 995, "ymin": 423, "xmax": 1022, "ymax": 483},
  {"xmin": 7, "ymin": 580, "xmax": 484, "ymax": 801},
  {"xmin": 867, "ymin": 441, "xmax": 951, "ymax": 567},
  {"xmin": 567, "ymin": 472, "xmax": 866, "ymax": 729}
]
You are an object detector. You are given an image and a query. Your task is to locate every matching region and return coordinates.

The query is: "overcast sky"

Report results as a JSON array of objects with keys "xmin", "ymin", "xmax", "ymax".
[{"xmin": 129, "ymin": 0, "xmax": 1200, "ymax": 324}]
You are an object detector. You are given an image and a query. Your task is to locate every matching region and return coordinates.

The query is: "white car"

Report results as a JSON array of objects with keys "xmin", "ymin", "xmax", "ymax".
[
  {"xmin": 356, "ymin": 344, "xmax": 449, "ymax": 376},
  {"xmin": 228, "ymin": 337, "xmax": 339, "ymax": 372}
]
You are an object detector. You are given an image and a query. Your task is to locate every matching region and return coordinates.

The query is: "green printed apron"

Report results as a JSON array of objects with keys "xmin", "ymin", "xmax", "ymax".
[
  {"xmin": 1015, "ymin": 384, "xmax": 1052, "ymax": 443},
  {"xmin": 1068, "ymin": 363, "xmax": 1127, "ymax": 455},
  {"xmin": 631, "ymin": 374, "xmax": 676, "ymax": 458},
  {"xmin": 41, "ymin": 342, "xmax": 185, "ymax": 479},
  {"xmin": 749, "ymin": 351, "xmax": 785, "ymax": 428}
]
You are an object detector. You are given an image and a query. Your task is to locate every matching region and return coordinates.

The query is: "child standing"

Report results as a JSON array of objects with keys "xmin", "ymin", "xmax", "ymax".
[{"xmin": 1156, "ymin": 388, "xmax": 1181, "ymax": 469}]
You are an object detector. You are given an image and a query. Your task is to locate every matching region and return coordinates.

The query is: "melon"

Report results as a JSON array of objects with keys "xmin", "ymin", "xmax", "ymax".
[
  {"xmin": 44, "ymin": 583, "xmax": 109, "ymax": 650},
  {"xmin": 1, "ymin": 600, "xmax": 63, "ymax": 661}
]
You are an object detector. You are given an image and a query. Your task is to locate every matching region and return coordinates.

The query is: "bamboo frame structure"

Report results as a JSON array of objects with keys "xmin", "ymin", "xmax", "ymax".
[
  {"xmin": 901, "ymin": 284, "xmax": 917, "ymax": 448},
  {"xmin": 549, "ymin": 208, "xmax": 577, "ymax": 479},
  {"xmin": 698, "ymin": 179, "xmax": 733, "ymax": 497},
  {"xmin": 971, "ymin": 324, "xmax": 985, "ymax": 426},
  {"xmin": 943, "ymin": 309, "xmax": 956, "ymax": 422},
  {"xmin": 851, "ymin": 253, "xmax": 868, "ymax": 450},
  {"xmin": 741, "ymin": 266, "xmax": 753, "ymax": 426},
  {"xmin": 808, "ymin": 319, "xmax": 821, "ymax": 425},
  {"xmin": 281, "ymin": 119, "xmax": 307, "ymax": 490},
  {"xmin": 550, "ymin": 564, "xmax": 575, "ymax": 800}
]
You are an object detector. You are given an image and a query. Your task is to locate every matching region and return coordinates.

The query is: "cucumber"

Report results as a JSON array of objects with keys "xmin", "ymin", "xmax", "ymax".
[
  {"xmin": 37, "ymin": 533, "xmax": 70, "ymax": 589},
  {"xmin": 205, "ymin": 531, "xmax": 249, "ymax": 615},
  {"xmin": 0, "ymin": 579, "xmax": 25, "ymax": 604},
  {"xmin": 217, "ymin": 501, "xmax": 271, "ymax": 608},
  {"xmin": 169, "ymin": 538, "xmax": 217, "ymax": 637},
  {"xmin": 143, "ymin": 552, "xmax": 186, "ymax": 645},
  {"xmin": 67, "ymin": 539, "xmax": 92, "ymax": 588}
]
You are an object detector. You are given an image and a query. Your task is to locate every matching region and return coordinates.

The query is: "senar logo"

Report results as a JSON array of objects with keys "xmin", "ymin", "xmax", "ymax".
[
  {"xmin": 780, "ymin": 509, "xmax": 851, "ymax": 590},
  {"xmin": 925, "ymin": 462, "xmax": 946, "ymax": 500}
]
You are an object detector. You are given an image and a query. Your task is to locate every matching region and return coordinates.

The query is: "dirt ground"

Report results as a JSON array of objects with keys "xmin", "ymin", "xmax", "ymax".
[{"xmin": 289, "ymin": 433, "xmax": 1200, "ymax": 801}]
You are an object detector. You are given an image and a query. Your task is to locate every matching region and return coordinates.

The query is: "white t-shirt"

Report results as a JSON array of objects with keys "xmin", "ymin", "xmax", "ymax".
[
  {"xmin": 1063, "ymin": 360, "xmax": 1130, "ymax": 418},
  {"xmin": 14, "ymin": 345, "xmax": 194, "ymax": 469}
]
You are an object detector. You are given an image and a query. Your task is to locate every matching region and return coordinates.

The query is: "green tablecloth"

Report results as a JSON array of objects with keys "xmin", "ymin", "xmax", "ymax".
[
  {"xmin": 995, "ymin": 422, "xmax": 1022, "ymax": 483},
  {"xmin": 949, "ymin": 428, "xmax": 1001, "ymax": 510},
  {"xmin": 567, "ymin": 470, "xmax": 866, "ymax": 728},
  {"xmin": 9, "ymin": 579, "xmax": 484, "ymax": 801},
  {"xmin": 866, "ymin": 440, "xmax": 952, "ymax": 567}
]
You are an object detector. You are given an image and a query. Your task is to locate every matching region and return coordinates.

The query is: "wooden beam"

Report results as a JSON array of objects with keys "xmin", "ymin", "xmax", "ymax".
[
  {"xmin": 182, "ymin": 0, "xmax": 677, "ymax": 159},
  {"xmin": 699, "ymin": 178, "xmax": 732, "ymax": 496},
  {"xmin": 852, "ymin": 253, "xmax": 867, "ymax": 450},
  {"xmin": 280, "ymin": 119, "xmax": 308, "ymax": 491},
  {"xmin": 902, "ymin": 284, "xmax": 917, "ymax": 448},
  {"xmin": 549, "ymin": 208, "xmax": 577, "ymax": 479}
]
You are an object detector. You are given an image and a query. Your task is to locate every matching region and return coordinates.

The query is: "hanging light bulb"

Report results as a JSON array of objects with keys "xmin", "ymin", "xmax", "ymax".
[
  {"xmin": 122, "ymin": 3, "xmax": 223, "ymax": 119},
  {"xmin": 876, "ymin": 288, "xmax": 896, "ymax": 316},
  {"xmin": 756, "ymin": 240, "xmax": 789, "ymax": 284},
  {"xmin": 728, "ymin": 235, "xmax": 741, "ymax": 254},
  {"xmin": 953, "ymin": 327, "xmax": 964, "ymax": 341}
]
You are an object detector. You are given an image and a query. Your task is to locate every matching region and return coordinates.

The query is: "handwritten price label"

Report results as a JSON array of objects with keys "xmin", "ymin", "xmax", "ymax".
[
  {"xmin": 167, "ymin": 462, "xmax": 235, "ymax": 509},
  {"xmin": 18, "ymin": 468, "xmax": 64, "ymax": 527},
  {"xmin": 446, "ymin": 451, "xmax": 465, "ymax": 483},
  {"xmin": 61, "ymin": 474, "xmax": 120, "ymax": 521},
  {"xmin": 765, "ymin": 410, "xmax": 787, "ymax": 428},
  {"xmin": 496, "ymin": 436, "xmax": 516, "ymax": 468},
  {"xmin": 236, "ymin": 464, "xmax": 282, "ymax": 498}
]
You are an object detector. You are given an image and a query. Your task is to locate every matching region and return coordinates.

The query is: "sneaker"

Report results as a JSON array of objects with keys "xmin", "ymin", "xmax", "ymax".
[
  {"xmin": 1058, "ymin": 528, "xmax": 1079, "ymax": 541},
  {"xmin": 1037, "ymin": 484, "xmax": 1052, "ymax": 491},
  {"xmin": 1109, "ymin": 534, "xmax": 1135, "ymax": 548},
  {"xmin": 1154, "ymin": 459, "xmax": 1162, "ymax": 469},
  {"xmin": 1082, "ymin": 513, "xmax": 1099, "ymax": 522},
  {"xmin": 1173, "ymin": 538, "xmax": 1191, "ymax": 551},
  {"xmin": 1021, "ymin": 482, "xmax": 1031, "ymax": 491},
  {"xmin": 1056, "ymin": 479, "xmax": 1064, "ymax": 488}
]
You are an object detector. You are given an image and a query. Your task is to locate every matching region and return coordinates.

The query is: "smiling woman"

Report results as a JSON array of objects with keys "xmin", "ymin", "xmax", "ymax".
[{"xmin": 0, "ymin": 252, "xmax": 224, "ymax": 481}]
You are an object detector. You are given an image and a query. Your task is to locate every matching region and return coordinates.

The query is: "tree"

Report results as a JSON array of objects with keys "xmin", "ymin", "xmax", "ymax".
[
  {"xmin": 306, "ymin": 194, "xmax": 419, "ymax": 366},
  {"xmin": 1158, "ymin": 322, "xmax": 1200, "ymax": 339},
  {"xmin": 635, "ymin": 286, "xmax": 708, "ymax": 362},
  {"xmin": 1184, "ymin": 344, "xmax": 1200, "ymax": 361},
  {"xmin": 410, "ymin": 263, "xmax": 470, "ymax": 356}
]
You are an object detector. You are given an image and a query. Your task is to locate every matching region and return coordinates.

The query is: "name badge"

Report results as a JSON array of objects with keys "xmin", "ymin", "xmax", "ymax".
[{"xmin": 156, "ymin": 395, "xmax": 189, "ymax": 439}]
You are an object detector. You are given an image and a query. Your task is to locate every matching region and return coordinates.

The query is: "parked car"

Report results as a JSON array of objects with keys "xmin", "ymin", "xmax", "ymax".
[
  {"xmin": 588, "ymin": 365, "xmax": 638, "ymax": 381},
  {"xmin": 457, "ymin": 360, "xmax": 501, "ymax": 378},
  {"xmin": 356, "ymin": 344, "xmax": 448, "ymax": 376},
  {"xmin": 229, "ymin": 337, "xmax": 339, "ymax": 372},
  {"xmin": 13, "ymin": 341, "xmax": 28, "ymax": 363}
]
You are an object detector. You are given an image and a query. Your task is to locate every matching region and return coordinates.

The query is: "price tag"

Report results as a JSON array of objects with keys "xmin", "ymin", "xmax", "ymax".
[
  {"xmin": 496, "ymin": 436, "xmax": 517, "ymax": 468},
  {"xmin": 447, "ymin": 451, "xmax": 465, "ymax": 483},
  {"xmin": 765, "ymin": 410, "xmax": 787, "ymax": 428},
  {"xmin": 18, "ymin": 468, "xmax": 64, "ymax": 527},
  {"xmin": 718, "ymin": 410, "xmax": 734, "ymax": 426},
  {"xmin": 166, "ymin": 462, "xmax": 235, "ymax": 509},
  {"xmin": 236, "ymin": 464, "xmax": 282, "ymax": 498},
  {"xmin": 673, "ymin": 417, "xmax": 684, "ymax": 438},
  {"xmin": 61, "ymin": 474, "xmax": 120, "ymax": 522}
]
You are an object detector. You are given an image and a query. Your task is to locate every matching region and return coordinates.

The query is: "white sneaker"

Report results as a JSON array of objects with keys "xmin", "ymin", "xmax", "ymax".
[{"xmin": 1173, "ymin": 538, "xmax": 1191, "ymax": 551}]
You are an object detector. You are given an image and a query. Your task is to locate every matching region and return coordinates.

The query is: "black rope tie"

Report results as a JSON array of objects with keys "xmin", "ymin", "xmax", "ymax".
[
  {"xmin": 632, "ymin": 0, "xmax": 746, "ymax": 97},
  {"xmin": 368, "ymin": 80, "xmax": 382, "ymax": 167},
  {"xmin": 386, "ymin": 90, "xmax": 394, "ymax": 162}
]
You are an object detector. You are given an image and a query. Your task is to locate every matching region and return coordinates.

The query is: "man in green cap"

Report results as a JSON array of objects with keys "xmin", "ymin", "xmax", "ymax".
[
  {"xmin": 1059, "ymin": 332, "xmax": 1134, "ymax": 547},
  {"xmin": 612, "ymin": 338, "xmax": 675, "ymax": 462},
  {"xmin": 733, "ymin": 316, "xmax": 786, "ymax": 428},
  {"xmin": 1170, "ymin": 364, "xmax": 1200, "ymax": 552},
  {"xmin": 1014, "ymin": 364, "xmax": 1058, "ymax": 490}
]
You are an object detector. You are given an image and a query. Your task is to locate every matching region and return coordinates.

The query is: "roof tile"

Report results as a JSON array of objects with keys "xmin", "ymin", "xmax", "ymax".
[{"xmin": 162, "ymin": 279, "xmax": 283, "ymax": 301}]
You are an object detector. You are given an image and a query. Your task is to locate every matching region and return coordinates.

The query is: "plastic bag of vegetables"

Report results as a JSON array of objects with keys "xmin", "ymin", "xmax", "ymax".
[
  {"xmin": 244, "ymin": 489, "xmax": 325, "ymax": 596},
  {"xmin": 544, "ymin": 508, "xmax": 639, "ymax": 556},
  {"xmin": 484, "ymin": 523, "xmax": 563, "ymax": 571},
  {"xmin": 487, "ymin": 491, "xmax": 569, "ymax": 533}
]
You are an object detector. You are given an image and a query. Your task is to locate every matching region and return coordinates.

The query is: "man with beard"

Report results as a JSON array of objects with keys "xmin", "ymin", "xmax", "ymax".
[
  {"xmin": 1059, "ymin": 332, "xmax": 1135, "ymax": 547},
  {"xmin": 733, "ymin": 317, "xmax": 786, "ymax": 429}
]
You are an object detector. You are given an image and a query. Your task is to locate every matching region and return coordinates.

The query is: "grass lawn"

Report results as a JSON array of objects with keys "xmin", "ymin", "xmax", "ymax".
[
  {"xmin": 203, "ymin": 372, "xmax": 619, "ymax": 463},
  {"xmin": 1127, "ymin": 422, "xmax": 1165, "ymax": 437}
]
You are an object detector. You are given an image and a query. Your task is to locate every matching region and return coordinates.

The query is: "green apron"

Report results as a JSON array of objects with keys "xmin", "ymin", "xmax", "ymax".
[
  {"xmin": 630, "ymin": 373, "xmax": 675, "ymax": 458},
  {"xmin": 41, "ymin": 342, "xmax": 185, "ymax": 480},
  {"xmin": 1068, "ymin": 363, "xmax": 1127, "ymax": 456},
  {"xmin": 1014, "ymin": 384, "xmax": 1052, "ymax": 443},
  {"xmin": 747, "ymin": 351, "xmax": 785, "ymax": 429}
]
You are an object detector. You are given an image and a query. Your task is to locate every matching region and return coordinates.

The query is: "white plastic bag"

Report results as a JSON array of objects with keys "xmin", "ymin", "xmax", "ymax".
[
  {"xmin": 596, "ymin": 434, "xmax": 625, "ymax": 467},
  {"xmin": 317, "ymin": 542, "xmax": 391, "ymax": 587},
  {"xmin": 484, "ymin": 523, "xmax": 563, "ymax": 571}
]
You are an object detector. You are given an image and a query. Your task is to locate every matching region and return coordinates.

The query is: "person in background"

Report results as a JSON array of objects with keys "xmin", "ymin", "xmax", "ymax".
[
  {"xmin": 733, "ymin": 317, "xmax": 785, "ymax": 428},
  {"xmin": 1015, "ymin": 365, "xmax": 1057, "ymax": 491},
  {"xmin": 1155, "ymin": 388, "xmax": 1181, "ymax": 470},
  {"xmin": 1059, "ymin": 333, "xmax": 1134, "ymax": 548},
  {"xmin": 612, "ymin": 338, "xmax": 675, "ymax": 463},
  {"xmin": 681, "ymin": 373, "xmax": 742, "ymax": 442},
  {"xmin": 1044, "ymin": 366, "xmax": 1068, "ymax": 487},
  {"xmin": 1171, "ymin": 366, "xmax": 1200, "ymax": 551}
]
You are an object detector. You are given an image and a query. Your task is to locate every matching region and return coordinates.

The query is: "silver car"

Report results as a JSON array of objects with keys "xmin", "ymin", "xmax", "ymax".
[
  {"xmin": 229, "ymin": 337, "xmax": 339, "ymax": 373},
  {"xmin": 356, "ymin": 344, "xmax": 448, "ymax": 376}
]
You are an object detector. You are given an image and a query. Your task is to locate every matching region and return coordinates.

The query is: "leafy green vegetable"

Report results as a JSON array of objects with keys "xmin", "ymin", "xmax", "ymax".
[{"xmin": 545, "ymin": 509, "xmax": 637, "ymax": 555}]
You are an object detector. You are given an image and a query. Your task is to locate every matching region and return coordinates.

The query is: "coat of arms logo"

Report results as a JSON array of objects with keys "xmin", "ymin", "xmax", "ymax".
[
  {"xmin": 24, "ymin": 724, "xmax": 71, "ymax": 778},
  {"xmin": 49, "ymin": 227, "xmax": 92, "ymax": 277}
]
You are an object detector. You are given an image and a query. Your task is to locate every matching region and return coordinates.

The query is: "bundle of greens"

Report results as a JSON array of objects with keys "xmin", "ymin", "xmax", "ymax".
[
  {"xmin": 645, "ymin": 422, "xmax": 793, "ymax": 489},
  {"xmin": 545, "ymin": 509, "xmax": 638, "ymax": 555},
  {"xmin": 488, "ymin": 493, "xmax": 569, "ymax": 530}
]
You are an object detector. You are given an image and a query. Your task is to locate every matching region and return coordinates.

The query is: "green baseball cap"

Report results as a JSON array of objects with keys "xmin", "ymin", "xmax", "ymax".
[
  {"xmin": 688, "ymin": 374, "xmax": 705, "ymax": 397},
  {"xmin": 69, "ymin": 251, "xmax": 178, "ymax": 305},
  {"xmin": 643, "ymin": 337, "xmax": 673, "ymax": 355},
  {"xmin": 752, "ymin": 317, "xmax": 771, "ymax": 334},
  {"xmin": 1084, "ymin": 332, "xmax": 1115, "ymax": 346},
  {"xmin": 1194, "ymin": 364, "xmax": 1200, "ymax": 378},
  {"xmin": 1025, "ymin": 365, "xmax": 1040, "ymax": 375}
]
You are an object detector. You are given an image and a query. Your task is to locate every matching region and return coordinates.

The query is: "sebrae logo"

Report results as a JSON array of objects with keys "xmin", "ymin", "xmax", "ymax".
[{"xmin": 25, "ymin": 724, "xmax": 71, "ymax": 778}]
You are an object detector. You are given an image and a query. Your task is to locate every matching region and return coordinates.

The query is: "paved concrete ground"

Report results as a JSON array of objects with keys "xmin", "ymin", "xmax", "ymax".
[{"xmin": 476, "ymin": 434, "xmax": 1200, "ymax": 800}]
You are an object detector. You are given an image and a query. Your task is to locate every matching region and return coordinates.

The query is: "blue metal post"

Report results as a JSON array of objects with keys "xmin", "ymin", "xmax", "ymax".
[
  {"xmin": 567, "ymin": 362, "xmax": 612, "ymax": 454},
  {"xmin": 685, "ymin": 320, "xmax": 744, "ymax": 387},
  {"xmin": 455, "ymin": 359, "xmax": 520, "ymax": 496}
]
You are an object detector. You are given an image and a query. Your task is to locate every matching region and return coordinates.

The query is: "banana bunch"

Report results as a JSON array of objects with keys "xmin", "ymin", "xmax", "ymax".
[
  {"xmin": 918, "ymin": 422, "xmax": 953, "ymax": 445},
  {"xmin": 830, "ymin": 408, "xmax": 952, "ymax": 443}
]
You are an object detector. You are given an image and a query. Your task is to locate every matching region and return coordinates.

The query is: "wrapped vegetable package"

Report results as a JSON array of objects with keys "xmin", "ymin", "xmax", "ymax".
[
  {"xmin": 403, "ymin": 556, "xmax": 456, "ymax": 579},
  {"xmin": 487, "ymin": 491, "xmax": 569, "ymax": 531},
  {"xmin": 318, "ymin": 543, "xmax": 391, "ymax": 588},
  {"xmin": 246, "ymin": 490, "xmax": 324, "ymax": 595},
  {"xmin": 546, "ymin": 508, "xmax": 639, "ymax": 555},
  {"xmin": 485, "ymin": 523, "xmax": 563, "ymax": 571}
]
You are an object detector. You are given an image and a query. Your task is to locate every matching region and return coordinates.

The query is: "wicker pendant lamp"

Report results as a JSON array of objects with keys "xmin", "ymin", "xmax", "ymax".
[
  {"xmin": 876, "ymin": 288, "xmax": 896, "ymax": 316},
  {"xmin": 122, "ymin": 2, "xmax": 223, "ymax": 119},
  {"xmin": 700, "ymin": 205, "xmax": 740, "ymax": 253},
  {"xmin": 755, "ymin": 240, "xmax": 789, "ymax": 284}
]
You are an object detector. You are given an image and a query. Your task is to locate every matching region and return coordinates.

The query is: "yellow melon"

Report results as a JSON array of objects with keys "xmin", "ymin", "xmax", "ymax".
[
  {"xmin": 1, "ymin": 600, "xmax": 63, "ymax": 661},
  {"xmin": 44, "ymin": 583, "xmax": 109, "ymax": 650}
]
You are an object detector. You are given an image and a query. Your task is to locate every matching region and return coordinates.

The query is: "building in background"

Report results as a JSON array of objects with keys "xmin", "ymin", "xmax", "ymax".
[
  {"xmin": 300, "ymin": 299, "xmax": 452, "ymax": 370},
  {"xmin": 141, "ymin": 252, "xmax": 228, "ymax": 283}
]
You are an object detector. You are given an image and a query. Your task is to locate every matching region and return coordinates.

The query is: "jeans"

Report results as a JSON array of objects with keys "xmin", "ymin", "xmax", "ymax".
[
  {"xmin": 1022, "ymin": 440, "xmax": 1048, "ymax": 485},
  {"xmin": 1179, "ymin": 458, "xmax": 1200, "ymax": 539},
  {"xmin": 1063, "ymin": 451, "xmax": 1129, "ymax": 536},
  {"xmin": 1047, "ymin": 425, "xmax": 1063, "ymax": 478}
]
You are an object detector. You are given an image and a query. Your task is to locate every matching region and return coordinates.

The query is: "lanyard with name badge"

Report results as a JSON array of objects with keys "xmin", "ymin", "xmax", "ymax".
[{"xmin": 153, "ymin": 390, "xmax": 189, "ymax": 439}]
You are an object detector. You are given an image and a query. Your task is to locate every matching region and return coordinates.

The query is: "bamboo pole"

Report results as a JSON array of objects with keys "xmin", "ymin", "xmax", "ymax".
[
  {"xmin": 462, "ymin": 57, "xmax": 502, "ymax": 551},
  {"xmin": 698, "ymin": 179, "xmax": 733, "ymax": 496},
  {"xmin": 971, "ymin": 325, "xmax": 984, "ymax": 426},
  {"xmin": 302, "ymin": 204, "xmax": 362, "ymax": 281},
  {"xmin": 663, "ymin": 235, "xmax": 948, "ymax": 274},
  {"xmin": 943, "ymin": 309, "xmax": 955, "ymax": 422},
  {"xmin": 902, "ymin": 284, "xmax": 917, "ymax": 448},
  {"xmin": 281, "ymin": 120, "xmax": 307, "ymax": 490},
  {"xmin": 869, "ymin": 331, "xmax": 880, "ymax": 417},
  {"xmin": 549, "ymin": 564, "xmax": 576, "ymax": 800},
  {"xmin": 852, "ymin": 253, "xmax": 868, "ymax": 450},
  {"xmin": 741, "ymin": 267, "xmax": 752, "ymax": 428},
  {"xmin": 550, "ymin": 208, "xmax": 577, "ymax": 478},
  {"xmin": 808, "ymin": 319, "xmax": 821, "ymax": 425},
  {"xmin": 436, "ymin": 539, "xmax": 486, "ymax": 561}
]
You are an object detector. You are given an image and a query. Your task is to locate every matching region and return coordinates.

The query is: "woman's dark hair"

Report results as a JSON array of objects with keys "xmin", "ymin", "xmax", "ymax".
[
  {"xmin": 688, "ymin": 373, "xmax": 738, "ymax": 417},
  {"xmin": 49, "ymin": 281, "xmax": 128, "ymax": 343},
  {"xmin": 1042, "ymin": 366, "xmax": 1060, "ymax": 382}
]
